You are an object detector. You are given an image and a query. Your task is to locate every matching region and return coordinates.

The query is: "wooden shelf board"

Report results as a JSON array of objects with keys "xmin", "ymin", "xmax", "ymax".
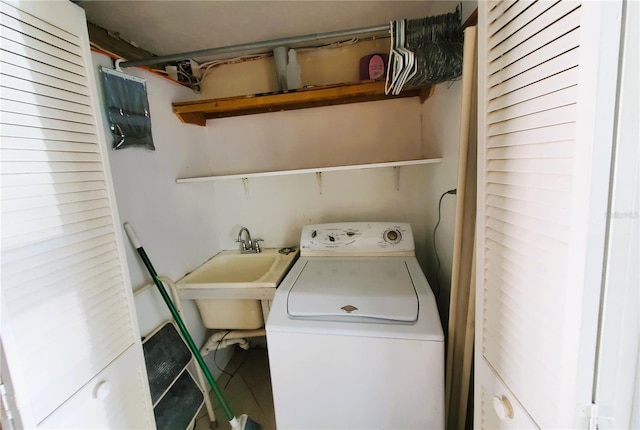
[
  {"xmin": 172, "ymin": 81, "xmax": 434, "ymax": 125},
  {"xmin": 176, "ymin": 157, "xmax": 443, "ymax": 183}
]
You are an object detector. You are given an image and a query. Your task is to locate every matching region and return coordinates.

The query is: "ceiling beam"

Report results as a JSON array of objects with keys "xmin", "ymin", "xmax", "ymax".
[{"xmin": 86, "ymin": 22, "xmax": 166, "ymax": 69}]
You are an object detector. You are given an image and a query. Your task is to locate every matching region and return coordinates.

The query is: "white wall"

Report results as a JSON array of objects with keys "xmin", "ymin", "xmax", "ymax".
[
  {"xmin": 420, "ymin": 83, "xmax": 461, "ymax": 327},
  {"xmin": 208, "ymin": 163, "xmax": 436, "ymax": 262},
  {"xmin": 91, "ymin": 54, "xmax": 228, "ymax": 371},
  {"xmin": 419, "ymin": 0, "xmax": 476, "ymax": 328},
  {"xmin": 200, "ymin": 96, "xmax": 437, "ymax": 266}
]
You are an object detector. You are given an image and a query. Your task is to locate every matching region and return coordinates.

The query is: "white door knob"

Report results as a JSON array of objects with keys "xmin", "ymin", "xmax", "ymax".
[
  {"xmin": 93, "ymin": 380, "xmax": 111, "ymax": 400},
  {"xmin": 492, "ymin": 395, "xmax": 514, "ymax": 420}
]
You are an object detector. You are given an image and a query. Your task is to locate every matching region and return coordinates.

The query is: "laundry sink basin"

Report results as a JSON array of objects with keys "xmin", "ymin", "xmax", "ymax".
[
  {"xmin": 183, "ymin": 253, "xmax": 276, "ymax": 284},
  {"xmin": 178, "ymin": 248, "xmax": 298, "ymax": 288},
  {"xmin": 176, "ymin": 248, "xmax": 299, "ymax": 330}
]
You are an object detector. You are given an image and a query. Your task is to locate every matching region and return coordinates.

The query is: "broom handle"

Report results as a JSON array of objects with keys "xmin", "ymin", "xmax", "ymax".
[{"xmin": 124, "ymin": 223, "xmax": 235, "ymax": 422}]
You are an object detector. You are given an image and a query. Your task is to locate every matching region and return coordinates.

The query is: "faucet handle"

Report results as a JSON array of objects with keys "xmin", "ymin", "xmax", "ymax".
[
  {"xmin": 235, "ymin": 238, "xmax": 247, "ymax": 250},
  {"xmin": 254, "ymin": 238, "xmax": 264, "ymax": 252}
]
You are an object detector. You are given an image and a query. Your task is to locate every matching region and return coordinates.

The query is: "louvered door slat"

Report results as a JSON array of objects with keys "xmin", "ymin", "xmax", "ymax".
[
  {"xmin": 0, "ymin": 36, "xmax": 86, "ymax": 76},
  {"xmin": 1, "ymin": 172, "xmax": 105, "ymax": 189},
  {"xmin": 488, "ymin": 104, "xmax": 576, "ymax": 136},
  {"xmin": 11, "ymin": 266, "xmax": 123, "ymax": 317},
  {"xmin": 0, "ymin": 112, "xmax": 98, "ymax": 136},
  {"xmin": 488, "ymin": 1, "xmax": 579, "ymax": 54},
  {"xmin": 488, "ymin": 0, "xmax": 516, "ymax": 23},
  {"xmin": 1, "ymin": 148, "xmax": 102, "ymax": 162},
  {"xmin": 487, "ymin": 122, "xmax": 576, "ymax": 148},
  {"xmin": 1, "ymin": 124, "xmax": 97, "ymax": 143},
  {"xmin": 1, "ymin": 236, "xmax": 115, "ymax": 279},
  {"xmin": 17, "ymin": 293, "xmax": 128, "ymax": 359},
  {"xmin": 1, "ymin": 190, "xmax": 107, "ymax": 213},
  {"xmin": 486, "ymin": 191, "xmax": 571, "ymax": 222},
  {"xmin": 484, "ymin": 249, "xmax": 565, "ymax": 297},
  {"xmin": 0, "ymin": 136, "xmax": 98, "ymax": 153},
  {"xmin": 486, "ymin": 157, "xmax": 574, "ymax": 176},
  {"xmin": 1, "ymin": 10, "xmax": 82, "ymax": 54},
  {"xmin": 486, "ymin": 180, "xmax": 572, "ymax": 207},
  {"xmin": 7, "ymin": 208, "xmax": 113, "ymax": 239},
  {"xmin": 486, "ymin": 170, "xmax": 573, "ymax": 191},
  {"xmin": 1, "ymin": 224, "xmax": 113, "ymax": 264},
  {"xmin": 1, "ymin": 62, "xmax": 89, "ymax": 96},
  {"xmin": 485, "ymin": 217, "xmax": 569, "ymax": 255},
  {"xmin": 0, "ymin": 21, "xmax": 83, "ymax": 66},
  {"xmin": 488, "ymin": 68, "xmax": 579, "ymax": 112},
  {"xmin": 483, "ymin": 254, "xmax": 566, "ymax": 297},
  {"xmin": 488, "ymin": 28, "xmax": 581, "ymax": 88},
  {"xmin": 488, "ymin": 87, "xmax": 578, "ymax": 124},
  {"xmin": 489, "ymin": 3, "xmax": 580, "ymax": 64},
  {"xmin": 0, "ymin": 87, "xmax": 94, "ymax": 115},
  {"xmin": 485, "ymin": 224, "xmax": 570, "ymax": 264},
  {"xmin": 484, "ymin": 237, "xmax": 567, "ymax": 277},
  {"xmin": 487, "ymin": 139, "xmax": 574, "ymax": 159},
  {"xmin": 1, "ymin": 98, "xmax": 95, "ymax": 125},
  {"xmin": 3, "ymin": 199, "xmax": 110, "ymax": 225},
  {"xmin": 0, "ymin": 1, "xmax": 81, "ymax": 46},
  {"xmin": 486, "ymin": 206, "xmax": 569, "ymax": 250},
  {"xmin": 1, "ymin": 160, "xmax": 103, "ymax": 174},
  {"xmin": 13, "ymin": 268, "xmax": 123, "ymax": 322},
  {"xmin": 0, "ymin": 48, "xmax": 88, "ymax": 86},
  {"xmin": 482, "ymin": 269, "xmax": 560, "ymax": 330},
  {"xmin": 0, "ymin": 180, "xmax": 105, "ymax": 199},
  {"xmin": 488, "ymin": 49, "xmax": 579, "ymax": 100},
  {"xmin": 488, "ymin": 11, "xmax": 580, "ymax": 76},
  {"xmin": 489, "ymin": 0, "xmax": 534, "ymax": 32},
  {"xmin": 0, "ymin": 74, "xmax": 91, "ymax": 105},
  {"xmin": 2, "ymin": 216, "xmax": 114, "ymax": 251},
  {"xmin": 7, "ymin": 257, "xmax": 121, "ymax": 313}
]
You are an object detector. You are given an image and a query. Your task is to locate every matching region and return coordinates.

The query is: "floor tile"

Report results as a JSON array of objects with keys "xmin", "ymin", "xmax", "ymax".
[
  {"xmin": 239, "ymin": 348, "xmax": 271, "ymax": 387},
  {"xmin": 251, "ymin": 379, "xmax": 276, "ymax": 429},
  {"xmin": 195, "ymin": 345, "xmax": 275, "ymax": 429},
  {"xmin": 209, "ymin": 371, "xmax": 249, "ymax": 410},
  {"xmin": 212, "ymin": 389, "xmax": 269, "ymax": 430}
]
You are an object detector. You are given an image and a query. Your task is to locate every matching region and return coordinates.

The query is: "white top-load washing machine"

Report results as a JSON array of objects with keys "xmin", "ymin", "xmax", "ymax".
[{"xmin": 267, "ymin": 222, "xmax": 444, "ymax": 430}]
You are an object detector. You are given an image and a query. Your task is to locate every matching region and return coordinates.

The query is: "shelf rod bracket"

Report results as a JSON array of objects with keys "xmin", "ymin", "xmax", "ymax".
[
  {"xmin": 316, "ymin": 172, "xmax": 323, "ymax": 195},
  {"xmin": 242, "ymin": 178, "xmax": 249, "ymax": 199}
]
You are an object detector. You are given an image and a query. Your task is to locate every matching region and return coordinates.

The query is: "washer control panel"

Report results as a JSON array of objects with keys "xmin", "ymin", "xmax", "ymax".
[{"xmin": 300, "ymin": 222, "xmax": 414, "ymax": 255}]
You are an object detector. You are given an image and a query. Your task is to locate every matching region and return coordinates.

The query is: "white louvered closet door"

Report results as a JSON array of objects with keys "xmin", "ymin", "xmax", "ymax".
[
  {"xmin": 476, "ymin": 1, "xmax": 622, "ymax": 429},
  {"xmin": 0, "ymin": 1, "xmax": 154, "ymax": 428}
]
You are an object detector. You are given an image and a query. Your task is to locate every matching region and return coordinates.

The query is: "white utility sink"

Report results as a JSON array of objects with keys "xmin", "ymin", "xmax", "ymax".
[
  {"xmin": 176, "ymin": 248, "xmax": 298, "ymax": 329},
  {"xmin": 179, "ymin": 248, "xmax": 298, "ymax": 287}
]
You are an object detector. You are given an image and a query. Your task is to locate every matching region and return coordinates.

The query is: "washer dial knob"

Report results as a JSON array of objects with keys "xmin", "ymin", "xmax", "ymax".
[{"xmin": 384, "ymin": 229, "xmax": 402, "ymax": 244}]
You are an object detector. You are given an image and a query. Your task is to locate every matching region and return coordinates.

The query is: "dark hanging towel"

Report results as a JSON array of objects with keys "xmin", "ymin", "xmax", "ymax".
[{"xmin": 100, "ymin": 67, "xmax": 155, "ymax": 150}]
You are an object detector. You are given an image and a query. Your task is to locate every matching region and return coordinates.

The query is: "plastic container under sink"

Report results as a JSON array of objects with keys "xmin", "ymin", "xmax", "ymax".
[{"xmin": 195, "ymin": 299, "xmax": 264, "ymax": 330}]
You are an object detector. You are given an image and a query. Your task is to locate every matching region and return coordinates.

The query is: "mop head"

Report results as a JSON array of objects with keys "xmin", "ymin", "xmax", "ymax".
[{"xmin": 232, "ymin": 414, "xmax": 262, "ymax": 430}]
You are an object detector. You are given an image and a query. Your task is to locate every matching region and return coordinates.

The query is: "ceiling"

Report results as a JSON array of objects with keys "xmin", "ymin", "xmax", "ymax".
[{"xmin": 77, "ymin": 1, "xmax": 452, "ymax": 63}]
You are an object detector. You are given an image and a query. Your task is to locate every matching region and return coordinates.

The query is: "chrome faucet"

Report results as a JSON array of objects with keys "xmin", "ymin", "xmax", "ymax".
[{"xmin": 236, "ymin": 226, "xmax": 262, "ymax": 253}]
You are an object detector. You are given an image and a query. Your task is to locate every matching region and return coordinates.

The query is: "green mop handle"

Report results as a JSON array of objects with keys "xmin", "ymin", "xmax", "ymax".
[{"xmin": 124, "ymin": 223, "xmax": 235, "ymax": 422}]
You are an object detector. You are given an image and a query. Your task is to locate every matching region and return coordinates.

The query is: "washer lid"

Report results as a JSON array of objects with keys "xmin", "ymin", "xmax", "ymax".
[{"xmin": 287, "ymin": 260, "xmax": 419, "ymax": 322}]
